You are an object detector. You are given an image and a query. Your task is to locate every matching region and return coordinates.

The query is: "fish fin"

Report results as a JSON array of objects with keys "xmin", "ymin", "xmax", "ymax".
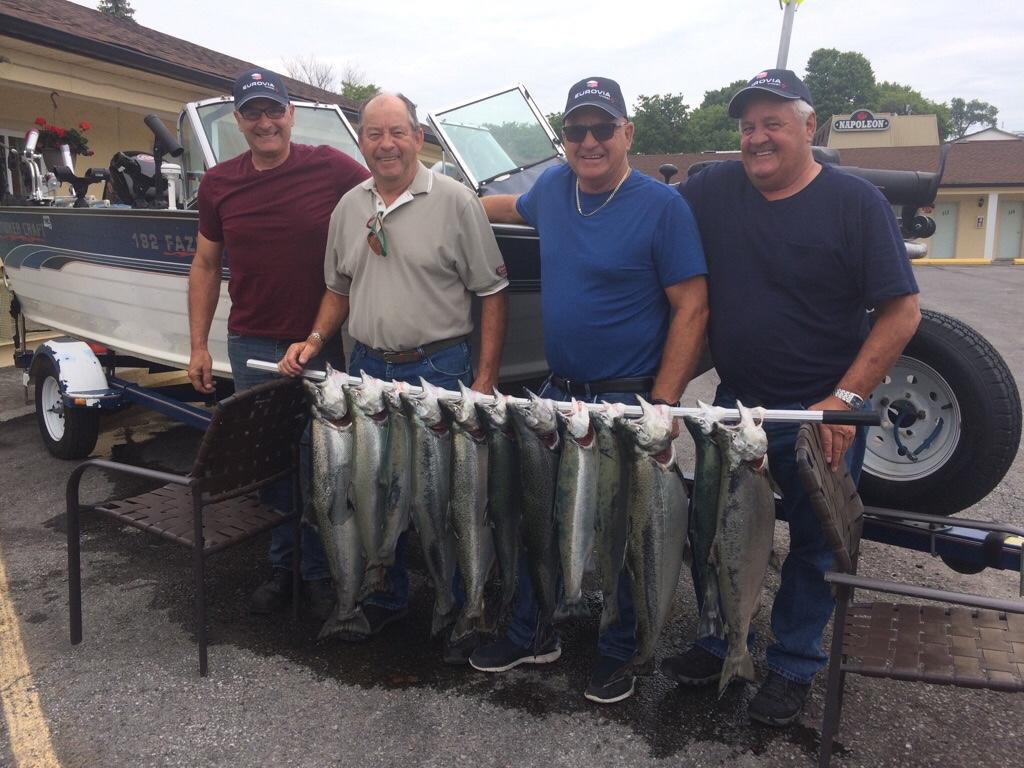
[{"xmin": 717, "ymin": 651, "xmax": 756, "ymax": 697}]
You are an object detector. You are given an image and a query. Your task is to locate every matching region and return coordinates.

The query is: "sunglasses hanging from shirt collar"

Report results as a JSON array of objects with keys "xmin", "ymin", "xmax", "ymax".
[{"xmin": 366, "ymin": 210, "xmax": 388, "ymax": 257}]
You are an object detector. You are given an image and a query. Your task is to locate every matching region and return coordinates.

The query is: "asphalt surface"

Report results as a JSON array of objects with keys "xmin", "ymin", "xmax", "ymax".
[{"xmin": 0, "ymin": 265, "xmax": 1022, "ymax": 768}]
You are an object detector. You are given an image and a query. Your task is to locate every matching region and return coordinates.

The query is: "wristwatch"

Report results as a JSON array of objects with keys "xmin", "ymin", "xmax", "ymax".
[
  {"xmin": 651, "ymin": 398, "xmax": 681, "ymax": 408},
  {"xmin": 307, "ymin": 331, "xmax": 325, "ymax": 346},
  {"xmin": 832, "ymin": 388, "xmax": 865, "ymax": 409}
]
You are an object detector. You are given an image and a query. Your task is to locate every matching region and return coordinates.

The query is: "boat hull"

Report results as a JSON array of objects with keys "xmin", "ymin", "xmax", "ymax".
[{"xmin": 0, "ymin": 207, "xmax": 545, "ymax": 380}]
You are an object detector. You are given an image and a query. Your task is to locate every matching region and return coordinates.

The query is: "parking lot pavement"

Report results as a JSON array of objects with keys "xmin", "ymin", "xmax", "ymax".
[{"xmin": 0, "ymin": 265, "xmax": 1022, "ymax": 767}]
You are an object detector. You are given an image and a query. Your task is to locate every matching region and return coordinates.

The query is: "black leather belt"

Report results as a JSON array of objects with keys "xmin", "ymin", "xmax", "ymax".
[
  {"xmin": 549, "ymin": 375, "xmax": 655, "ymax": 398},
  {"xmin": 360, "ymin": 336, "xmax": 466, "ymax": 365}
]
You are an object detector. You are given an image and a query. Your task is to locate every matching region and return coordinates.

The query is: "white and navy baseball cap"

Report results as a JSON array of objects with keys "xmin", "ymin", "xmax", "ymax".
[
  {"xmin": 232, "ymin": 68, "xmax": 290, "ymax": 109},
  {"xmin": 564, "ymin": 77, "xmax": 628, "ymax": 120},
  {"xmin": 728, "ymin": 69, "xmax": 813, "ymax": 118}
]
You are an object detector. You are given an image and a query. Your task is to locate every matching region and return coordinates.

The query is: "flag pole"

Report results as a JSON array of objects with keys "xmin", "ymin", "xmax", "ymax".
[{"xmin": 776, "ymin": 0, "xmax": 798, "ymax": 69}]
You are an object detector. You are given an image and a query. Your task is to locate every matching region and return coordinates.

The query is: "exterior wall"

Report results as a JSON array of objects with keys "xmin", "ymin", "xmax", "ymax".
[
  {"xmin": 921, "ymin": 187, "xmax": 1024, "ymax": 260},
  {"xmin": 828, "ymin": 113, "xmax": 939, "ymax": 148}
]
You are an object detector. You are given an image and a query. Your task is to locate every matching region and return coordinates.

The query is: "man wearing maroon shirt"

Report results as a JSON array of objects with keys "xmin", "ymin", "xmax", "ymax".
[{"xmin": 187, "ymin": 68, "xmax": 369, "ymax": 617}]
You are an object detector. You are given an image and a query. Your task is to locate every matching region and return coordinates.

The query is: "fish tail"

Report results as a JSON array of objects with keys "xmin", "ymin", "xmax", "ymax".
[
  {"xmin": 696, "ymin": 575, "xmax": 724, "ymax": 639},
  {"xmin": 598, "ymin": 594, "xmax": 620, "ymax": 636},
  {"xmin": 317, "ymin": 606, "xmax": 372, "ymax": 641},
  {"xmin": 359, "ymin": 564, "xmax": 391, "ymax": 600},
  {"xmin": 717, "ymin": 651, "xmax": 756, "ymax": 697},
  {"xmin": 553, "ymin": 598, "xmax": 589, "ymax": 623}
]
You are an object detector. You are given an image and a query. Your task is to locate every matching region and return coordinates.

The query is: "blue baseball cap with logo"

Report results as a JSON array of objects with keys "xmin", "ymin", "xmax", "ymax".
[
  {"xmin": 564, "ymin": 76, "xmax": 628, "ymax": 120},
  {"xmin": 728, "ymin": 69, "xmax": 813, "ymax": 118},
  {"xmin": 232, "ymin": 68, "xmax": 290, "ymax": 109}
]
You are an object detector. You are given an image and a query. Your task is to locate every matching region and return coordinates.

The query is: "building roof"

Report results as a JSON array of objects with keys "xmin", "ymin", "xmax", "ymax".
[
  {"xmin": 631, "ymin": 141, "xmax": 1024, "ymax": 188},
  {"xmin": 956, "ymin": 126, "xmax": 1023, "ymax": 142},
  {"xmin": 0, "ymin": 0, "xmax": 357, "ymax": 109}
]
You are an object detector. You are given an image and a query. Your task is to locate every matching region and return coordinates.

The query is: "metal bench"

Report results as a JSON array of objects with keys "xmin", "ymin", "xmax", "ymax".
[{"xmin": 66, "ymin": 377, "xmax": 308, "ymax": 676}]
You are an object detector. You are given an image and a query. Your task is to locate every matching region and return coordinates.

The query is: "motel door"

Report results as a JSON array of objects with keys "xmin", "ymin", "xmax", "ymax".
[
  {"xmin": 996, "ymin": 200, "xmax": 1022, "ymax": 261},
  {"xmin": 929, "ymin": 202, "xmax": 958, "ymax": 259}
]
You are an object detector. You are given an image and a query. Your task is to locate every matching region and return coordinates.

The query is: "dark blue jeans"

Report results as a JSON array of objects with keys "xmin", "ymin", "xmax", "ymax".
[
  {"xmin": 504, "ymin": 376, "xmax": 643, "ymax": 663},
  {"xmin": 695, "ymin": 386, "xmax": 867, "ymax": 683},
  {"xmin": 227, "ymin": 334, "xmax": 343, "ymax": 581},
  {"xmin": 348, "ymin": 339, "xmax": 473, "ymax": 610}
]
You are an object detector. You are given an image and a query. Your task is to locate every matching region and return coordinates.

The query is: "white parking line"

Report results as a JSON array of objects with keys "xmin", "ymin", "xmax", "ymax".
[{"xmin": 0, "ymin": 545, "xmax": 60, "ymax": 768}]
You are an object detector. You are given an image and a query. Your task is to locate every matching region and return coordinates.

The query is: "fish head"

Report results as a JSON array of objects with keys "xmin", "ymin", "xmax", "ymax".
[
  {"xmin": 348, "ymin": 371, "xmax": 386, "ymax": 415},
  {"xmin": 557, "ymin": 398, "xmax": 592, "ymax": 441},
  {"xmin": 511, "ymin": 390, "xmax": 559, "ymax": 437},
  {"xmin": 441, "ymin": 381, "xmax": 482, "ymax": 428},
  {"xmin": 713, "ymin": 401, "xmax": 768, "ymax": 465},
  {"xmin": 404, "ymin": 377, "xmax": 446, "ymax": 427},
  {"xmin": 307, "ymin": 368, "xmax": 349, "ymax": 420},
  {"xmin": 621, "ymin": 397, "xmax": 674, "ymax": 454},
  {"xmin": 592, "ymin": 401, "xmax": 626, "ymax": 431},
  {"xmin": 382, "ymin": 380, "xmax": 408, "ymax": 414},
  {"xmin": 686, "ymin": 399, "xmax": 728, "ymax": 436},
  {"xmin": 477, "ymin": 387, "xmax": 509, "ymax": 430}
]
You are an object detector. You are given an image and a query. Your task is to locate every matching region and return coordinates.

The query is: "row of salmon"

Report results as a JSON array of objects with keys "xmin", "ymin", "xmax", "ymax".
[{"xmin": 307, "ymin": 367, "xmax": 774, "ymax": 674}]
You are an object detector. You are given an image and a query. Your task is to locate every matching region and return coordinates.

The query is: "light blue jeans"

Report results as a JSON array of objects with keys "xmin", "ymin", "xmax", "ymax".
[
  {"xmin": 503, "ymin": 376, "xmax": 644, "ymax": 663},
  {"xmin": 348, "ymin": 339, "xmax": 473, "ymax": 610},
  {"xmin": 227, "ymin": 334, "xmax": 343, "ymax": 581},
  {"xmin": 695, "ymin": 386, "xmax": 867, "ymax": 684}
]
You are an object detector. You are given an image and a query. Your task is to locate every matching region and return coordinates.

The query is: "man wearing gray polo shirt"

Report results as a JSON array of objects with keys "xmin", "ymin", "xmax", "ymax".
[{"xmin": 279, "ymin": 92, "xmax": 508, "ymax": 658}]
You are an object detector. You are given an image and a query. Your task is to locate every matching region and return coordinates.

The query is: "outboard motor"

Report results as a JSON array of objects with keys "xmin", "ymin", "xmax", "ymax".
[{"xmin": 108, "ymin": 151, "xmax": 160, "ymax": 208}]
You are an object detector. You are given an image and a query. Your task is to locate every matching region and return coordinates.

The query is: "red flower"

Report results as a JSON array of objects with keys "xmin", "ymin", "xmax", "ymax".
[
  {"xmin": 34, "ymin": 117, "xmax": 48, "ymax": 126},
  {"xmin": 54, "ymin": 127, "xmax": 66, "ymax": 137},
  {"xmin": 78, "ymin": 121, "xmax": 91, "ymax": 131}
]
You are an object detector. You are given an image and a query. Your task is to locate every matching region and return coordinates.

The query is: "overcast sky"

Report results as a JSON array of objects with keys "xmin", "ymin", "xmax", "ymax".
[{"xmin": 72, "ymin": 0, "xmax": 1024, "ymax": 131}]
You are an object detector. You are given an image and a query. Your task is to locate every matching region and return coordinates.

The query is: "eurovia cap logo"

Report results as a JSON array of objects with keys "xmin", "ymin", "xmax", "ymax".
[
  {"xmin": 587, "ymin": 80, "xmax": 599, "ymax": 88},
  {"xmin": 756, "ymin": 71, "xmax": 768, "ymax": 79},
  {"xmin": 252, "ymin": 73, "xmax": 262, "ymax": 80}
]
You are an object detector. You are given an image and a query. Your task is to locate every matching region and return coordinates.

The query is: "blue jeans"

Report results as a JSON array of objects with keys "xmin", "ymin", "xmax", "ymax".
[
  {"xmin": 227, "ymin": 334, "xmax": 343, "ymax": 581},
  {"xmin": 504, "ymin": 376, "xmax": 644, "ymax": 663},
  {"xmin": 695, "ymin": 386, "xmax": 867, "ymax": 683},
  {"xmin": 348, "ymin": 339, "xmax": 473, "ymax": 610}
]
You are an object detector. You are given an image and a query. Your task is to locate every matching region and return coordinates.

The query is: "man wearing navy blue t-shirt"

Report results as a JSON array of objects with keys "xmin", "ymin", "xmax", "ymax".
[
  {"xmin": 469, "ymin": 76, "xmax": 709, "ymax": 705},
  {"xmin": 662, "ymin": 69, "xmax": 921, "ymax": 727}
]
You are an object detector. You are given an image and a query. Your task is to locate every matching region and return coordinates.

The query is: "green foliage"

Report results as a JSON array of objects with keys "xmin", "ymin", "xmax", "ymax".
[
  {"xmin": 874, "ymin": 81, "xmax": 952, "ymax": 140},
  {"xmin": 699, "ymin": 80, "xmax": 748, "ymax": 110},
  {"xmin": 482, "ymin": 122, "xmax": 554, "ymax": 166},
  {"xmin": 630, "ymin": 93, "xmax": 690, "ymax": 154},
  {"xmin": 682, "ymin": 104, "xmax": 740, "ymax": 152},
  {"xmin": 949, "ymin": 97, "xmax": 999, "ymax": 139},
  {"xmin": 97, "ymin": 0, "xmax": 135, "ymax": 21},
  {"xmin": 546, "ymin": 112, "xmax": 564, "ymax": 137},
  {"xmin": 341, "ymin": 80, "xmax": 379, "ymax": 103},
  {"xmin": 804, "ymin": 48, "xmax": 878, "ymax": 119}
]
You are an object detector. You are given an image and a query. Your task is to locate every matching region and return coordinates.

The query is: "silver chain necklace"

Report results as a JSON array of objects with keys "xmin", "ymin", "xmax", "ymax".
[{"xmin": 575, "ymin": 168, "xmax": 632, "ymax": 217}]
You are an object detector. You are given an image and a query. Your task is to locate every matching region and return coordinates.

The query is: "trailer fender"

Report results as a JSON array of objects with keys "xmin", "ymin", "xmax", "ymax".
[{"xmin": 28, "ymin": 339, "xmax": 111, "ymax": 406}]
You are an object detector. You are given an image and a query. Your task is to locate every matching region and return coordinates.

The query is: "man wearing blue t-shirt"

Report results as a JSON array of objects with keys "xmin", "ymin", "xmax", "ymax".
[
  {"xmin": 663, "ymin": 69, "xmax": 921, "ymax": 727},
  {"xmin": 469, "ymin": 76, "xmax": 709, "ymax": 705}
]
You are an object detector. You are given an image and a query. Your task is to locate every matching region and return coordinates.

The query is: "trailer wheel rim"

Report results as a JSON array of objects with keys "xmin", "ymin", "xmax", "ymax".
[
  {"xmin": 864, "ymin": 356, "xmax": 962, "ymax": 482},
  {"xmin": 40, "ymin": 375, "xmax": 66, "ymax": 442}
]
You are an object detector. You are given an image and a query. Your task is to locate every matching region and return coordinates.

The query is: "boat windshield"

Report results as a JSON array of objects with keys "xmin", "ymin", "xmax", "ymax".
[
  {"xmin": 429, "ymin": 86, "xmax": 561, "ymax": 189},
  {"xmin": 194, "ymin": 102, "xmax": 365, "ymax": 166}
]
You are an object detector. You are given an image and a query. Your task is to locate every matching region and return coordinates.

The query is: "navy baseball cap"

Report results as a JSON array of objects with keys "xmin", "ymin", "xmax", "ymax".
[
  {"xmin": 564, "ymin": 77, "xmax": 628, "ymax": 120},
  {"xmin": 232, "ymin": 68, "xmax": 290, "ymax": 109},
  {"xmin": 727, "ymin": 69, "xmax": 813, "ymax": 118}
]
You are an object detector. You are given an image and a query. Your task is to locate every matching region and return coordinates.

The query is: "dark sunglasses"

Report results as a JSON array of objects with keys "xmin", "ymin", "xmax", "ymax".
[
  {"xmin": 561, "ymin": 122, "xmax": 623, "ymax": 143},
  {"xmin": 366, "ymin": 211, "xmax": 388, "ymax": 257},
  {"xmin": 238, "ymin": 104, "xmax": 288, "ymax": 121}
]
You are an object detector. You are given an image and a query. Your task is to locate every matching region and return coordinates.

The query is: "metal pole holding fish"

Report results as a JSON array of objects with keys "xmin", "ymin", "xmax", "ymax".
[{"xmin": 246, "ymin": 359, "xmax": 880, "ymax": 426}]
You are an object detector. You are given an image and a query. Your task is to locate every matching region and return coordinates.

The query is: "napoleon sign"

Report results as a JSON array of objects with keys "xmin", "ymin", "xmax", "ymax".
[{"xmin": 834, "ymin": 109, "xmax": 891, "ymax": 132}]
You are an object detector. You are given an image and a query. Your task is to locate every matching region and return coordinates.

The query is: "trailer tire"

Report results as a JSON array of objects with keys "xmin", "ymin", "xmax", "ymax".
[
  {"xmin": 34, "ymin": 357, "xmax": 100, "ymax": 460},
  {"xmin": 859, "ymin": 309, "xmax": 1021, "ymax": 515}
]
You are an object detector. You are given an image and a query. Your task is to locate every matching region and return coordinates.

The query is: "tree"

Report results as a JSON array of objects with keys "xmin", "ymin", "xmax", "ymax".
[
  {"xmin": 630, "ymin": 93, "xmax": 690, "ymax": 154},
  {"xmin": 949, "ymin": 97, "xmax": 998, "ymax": 139},
  {"xmin": 339, "ymin": 63, "xmax": 379, "ymax": 104},
  {"xmin": 546, "ymin": 112, "xmax": 564, "ymax": 137},
  {"xmin": 682, "ymin": 104, "xmax": 740, "ymax": 152},
  {"xmin": 283, "ymin": 55, "xmax": 338, "ymax": 92},
  {"xmin": 804, "ymin": 48, "xmax": 878, "ymax": 120},
  {"xmin": 98, "ymin": 0, "xmax": 135, "ymax": 21},
  {"xmin": 874, "ymin": 81, "xmax": 952, "ymax": 141},
  {"xmin": 699, "ymin": 79, "xmax": 748, "ymax": 110}
]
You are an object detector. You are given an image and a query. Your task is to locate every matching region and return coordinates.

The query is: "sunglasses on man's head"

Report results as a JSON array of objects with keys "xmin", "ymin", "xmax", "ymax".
[
  {"xmin": 366, "ymin": 211, "xmax": 388, "ymax": 257},
  {"xmin": 561, "ymin": 122, "xmax": 622, "ymax": 143},
  {"xmin": 238, "ymin": 104, "xmax": 288, "ymax": 121}
]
